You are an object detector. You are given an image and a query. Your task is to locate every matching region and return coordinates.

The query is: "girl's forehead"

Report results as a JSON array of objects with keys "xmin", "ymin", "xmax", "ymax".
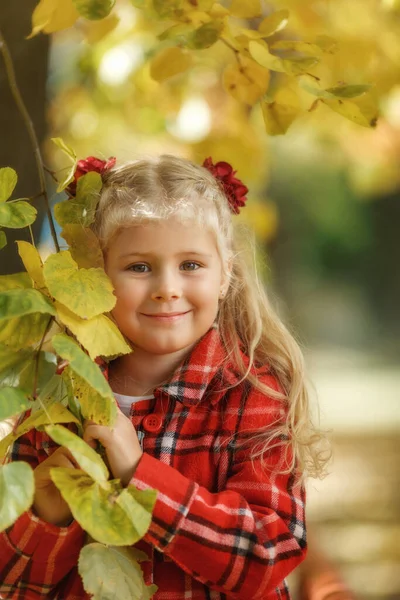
[{"xmin": 108, "ymin": 219, "xmax": 219, "ymax": 256}]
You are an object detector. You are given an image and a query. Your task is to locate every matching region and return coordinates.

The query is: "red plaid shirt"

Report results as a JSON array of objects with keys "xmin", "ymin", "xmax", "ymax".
[{"xmin": 0, "ymin": 327, "xmax": 307, "ymax": 599}]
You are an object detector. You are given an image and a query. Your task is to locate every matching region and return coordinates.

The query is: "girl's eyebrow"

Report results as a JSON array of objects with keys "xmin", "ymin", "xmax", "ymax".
[{"xmin": 119, "ymin": 251, "xmax": 213, "ymax": 259}]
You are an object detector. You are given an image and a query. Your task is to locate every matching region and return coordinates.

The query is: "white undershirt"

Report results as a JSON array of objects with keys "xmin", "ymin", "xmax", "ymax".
[{"xmin": 114, "ymin": 392, "xmax": 154, "ymax": 417}]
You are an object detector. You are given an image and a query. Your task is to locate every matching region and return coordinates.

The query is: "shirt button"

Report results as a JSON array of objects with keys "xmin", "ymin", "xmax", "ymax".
[{"xmin": 142, "ymin": 414, "xmax": 163, "ymax": 433}]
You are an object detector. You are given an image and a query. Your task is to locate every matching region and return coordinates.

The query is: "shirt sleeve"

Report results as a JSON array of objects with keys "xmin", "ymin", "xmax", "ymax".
[
  {"xmin": 130, "ymin": 385, "xmax": 307, "ymax": 599},
  {"xmin": 0, "ymin": 428, "xmax": 85, "ymax": 599}
]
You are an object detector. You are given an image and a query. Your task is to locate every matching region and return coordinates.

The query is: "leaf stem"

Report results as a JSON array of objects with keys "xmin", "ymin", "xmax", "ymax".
[{"xmin": 0, "ymin": 29, "xmax": 60, "ymax": 252}]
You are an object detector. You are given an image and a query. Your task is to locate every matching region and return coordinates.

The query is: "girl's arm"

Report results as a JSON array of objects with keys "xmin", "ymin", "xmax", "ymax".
[
  {"xmin": 130, "ymin": 384, "xmax": 306, "ymax": 600},
  {"xmin": 0, "ymin": 427, "xmax": 85, "ymax": 599}
]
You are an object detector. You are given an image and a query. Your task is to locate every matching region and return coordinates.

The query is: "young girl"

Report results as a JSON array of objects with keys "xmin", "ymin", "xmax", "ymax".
[{"xmin": 0, "ymin": 154, "xmax": 323, "ymax": 599}]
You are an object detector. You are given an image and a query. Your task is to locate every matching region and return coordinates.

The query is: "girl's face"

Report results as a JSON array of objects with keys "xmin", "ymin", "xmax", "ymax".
[{"xmin": 105, "ymin": 219, "xmax": 226, "ymax": 359}]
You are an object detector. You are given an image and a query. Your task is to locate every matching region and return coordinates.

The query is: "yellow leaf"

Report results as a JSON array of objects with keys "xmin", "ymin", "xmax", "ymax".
[
  {"xmin": 68, "ymin": 368, "xmax": 117, "ymax": 426},
  {"xmin": 61, "ymin": 225, "xmax": 104, "ymax": 269},
  {"xmin": 230, "ymin": 0, "xmax": 261, "ymax": 19},
  {"xmin": 249, "ymin": 40, "xmax": 319, "ymax": 75},
  {"xmin": 261, "ymin": 100, "xmax": 300, "ymax": 136},
  {"xmin": 17, "ymin": 241, "xmax": 46, "ymax": 290},
  {"xmin": 150, "ymin": 47, "xmax": 193, "ymax": 82},
  {"xmin": 82, "ymin": 13, "xmax": 119, "ymax": 44},
  {"xmin": 258, "ymin": 9, "xmax": 290, "ymax": 37},
  {"xmin": 29, "ymin": 0, "xmax": 80, "ymax": 38},
  {"xmin": 43, "ymin": 251, "xmax": 115, "ymax": 319},
  {"xmin": 322, "ymin": 98, "xmax": 377, "ymax": 128},
  {"xmin": 223, "ymin": 56, "xmax": 270, "ymax": 105},
  {"xmin": 209, "ymin": 3, "xmax": 230, "ymax": 18},
  {"xmin": 55, "ymin": 302, "xmax": 131, "ymax": 360}
]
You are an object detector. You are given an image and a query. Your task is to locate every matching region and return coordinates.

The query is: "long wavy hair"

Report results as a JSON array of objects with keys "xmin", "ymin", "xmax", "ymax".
[{"xmin": 92, "ymin": 154, "xmax": 328, "ymax": 479}]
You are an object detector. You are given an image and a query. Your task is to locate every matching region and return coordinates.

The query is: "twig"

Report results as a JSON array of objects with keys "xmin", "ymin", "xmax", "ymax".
[{"xmin": 0, "ymin": 29, "xmax": 60, "ymax": 252}]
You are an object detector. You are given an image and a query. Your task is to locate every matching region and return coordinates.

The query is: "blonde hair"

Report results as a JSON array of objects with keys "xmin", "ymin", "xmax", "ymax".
[{"xmin": 92, "ymin": 154, "xmax": 327, "ymax": 480}]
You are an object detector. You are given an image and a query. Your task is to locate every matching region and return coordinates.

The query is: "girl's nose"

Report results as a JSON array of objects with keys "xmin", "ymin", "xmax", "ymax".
[{"xmin": 151, "ymin": 271, "xmax": 181, "ymax": 301}]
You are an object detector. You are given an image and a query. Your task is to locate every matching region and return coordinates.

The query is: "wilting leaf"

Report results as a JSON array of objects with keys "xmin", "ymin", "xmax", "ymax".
[
  {"xmin": 0, "ymin": 201, "xmax": 37, "ymax": 229},
  {"xmin": 43, "ymin": 251, "xmax": 115, "ymax": 319},
  {"xmin": 50, "ymin": 468, "xmax": 156, "ymax": 545},
  {"xmin": 79, "ymin": 544, "xmax": 157, "ymax": 600},
  {"xmin": 0, "ymin": 168, "xmax": 17, "ymax": 203},
  {"xmin": 0, "ymin": 462, "xmax": 35, "ymax": 532}
]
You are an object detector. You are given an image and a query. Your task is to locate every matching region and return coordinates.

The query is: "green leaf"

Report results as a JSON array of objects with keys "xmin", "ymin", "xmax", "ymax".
[
  {"xmin": 0, "ymin": 289, "xmax": 56, "ymax": 322},
  {"xmin": 54, "ymin": 171, "xmax": 102, "ymax": 228},
  {"xmin": 51, "ymin": 137, "xmax": 77, "ymax": 161},
  {"xmin": 0, "ymin": 230, "xmax": 6, "ymax": 250},
  {"xmin": 29, "ymin": 373, "xmax": 69, "ymax": 414},
  {"xmin": 188, "ymin": 21, "xmax": 223, "ymax": 50},
  {"xmin": 51, "ymin": 138, "xmax": 78, "ymax": 192},
  {"xmin": 0, "ymin": 201, "xmax": 37, "ymax": 229},
  {"xmin": 0, "ymin": 168, "xmax": 17, "ymax": 203},
  {"xmin": 0, "ymin": 387, "xmax": 30, "ymax": 421},
  {"xmin": 46, "ymin": 425, "xmax": 109, "ymax": 483},
  {"xmin": 249, "ymin": 40, "xmax": 319, "ymax": 75},
  {"xmin": 72, "ymin": 0, "xmax": 116, "ymax": 20},
  {"xmin": 52, "ymin": 334, "xmax": 115, "ymax": 407},
  {"xmin": 44, "ymin": 251, "xmax": 115, "ymax": 319},
  {"xmin": 18, "ymin": 351, "xmax": 57, "ymax": 396},
  {"xmin": 0, "ymin": 313, "xmax": 51, "ymax": 351},
  {"xmin": 0, "ymin": 272, "xmax": 31, "ymax": 291},
  {"xmin": 79, "ymin": 544, "xmax": 157, "ymax": 600},
  {"xmin": 0, "ymin": 402, "xmax": 79, "ymax": 458},
  {"xmin": 50, "ymin": 468, "xmax": 156, "ymax": 545},
  {"xmin": 0, "ymin": 348, "xmax": 33, "ymax": 387},
  {"xmin": 325, "ymin": 84, "xmax": 372, "ymax": 98},
  {"xmin": 0, "ymin": 462, "xmax": 35, "ymax": 532}
]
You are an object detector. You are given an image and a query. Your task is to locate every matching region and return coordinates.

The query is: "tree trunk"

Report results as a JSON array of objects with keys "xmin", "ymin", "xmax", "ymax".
[{"xmin": 0, "ymin": 1, "xmax": 49, "ymax": 275}]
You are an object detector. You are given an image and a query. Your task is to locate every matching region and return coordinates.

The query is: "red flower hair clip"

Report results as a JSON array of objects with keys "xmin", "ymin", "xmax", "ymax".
[
  {"xmin": 202, "ymin": 157, "xmax": 248, "ymax": 214},
  {"xmin": 67, "ymin": 156, "xmax": 116, "ymax": 195}
]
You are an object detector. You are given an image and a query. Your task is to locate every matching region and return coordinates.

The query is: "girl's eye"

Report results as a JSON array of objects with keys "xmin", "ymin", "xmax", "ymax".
[
  {"xmin": 181, "ymin": 261, "xmax": 201, "ymax": 271},
  {"xmin": 128, "ymin": 263, "xmax": 150, "ymax": 273}
]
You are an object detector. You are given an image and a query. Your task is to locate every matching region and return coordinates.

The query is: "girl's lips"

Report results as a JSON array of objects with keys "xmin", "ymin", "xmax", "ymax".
[{"xmin": 141, "ymin": 310, "xmax": 191, "ymax": 322}]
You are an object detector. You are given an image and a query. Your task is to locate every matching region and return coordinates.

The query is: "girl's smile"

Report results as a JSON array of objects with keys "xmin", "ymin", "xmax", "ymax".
[{"xmin": 104, "ymin": 219, "xmax": 226, "ymax": 364}]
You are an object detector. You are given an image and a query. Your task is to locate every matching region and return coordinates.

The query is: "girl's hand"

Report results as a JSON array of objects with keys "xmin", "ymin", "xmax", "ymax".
[
  {"xmin": 83, "ymin": 409, "xmax": 143, "ymax": 487},
  {"xmin": 33, "ymin": 446, "xmax": 77, "ymax": 527}
]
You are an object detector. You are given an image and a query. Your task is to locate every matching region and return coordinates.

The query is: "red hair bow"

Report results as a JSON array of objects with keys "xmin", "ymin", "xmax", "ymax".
[
  {"xmin": 202, "ymin": 157, "xmax": 248, "ymax": 214},
  {"xmin": 67, "ymin": 156, "xmax": 116, "ymax": 195}
]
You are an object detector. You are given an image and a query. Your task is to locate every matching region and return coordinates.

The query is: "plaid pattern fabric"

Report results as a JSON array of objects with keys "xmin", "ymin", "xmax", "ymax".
[{"xmin": 0, "ymin": 327, "xmax": 307, "ymax": 599}]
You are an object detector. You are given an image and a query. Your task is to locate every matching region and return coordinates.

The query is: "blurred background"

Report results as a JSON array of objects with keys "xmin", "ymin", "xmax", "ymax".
[{"xmin": 1, "ymin": 1, "xmax": 399, "ymax": 598}]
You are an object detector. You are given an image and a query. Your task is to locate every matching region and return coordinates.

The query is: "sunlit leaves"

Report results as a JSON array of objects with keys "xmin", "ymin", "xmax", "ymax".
[
  {"xmin": 0, "ymin": 387, "xmax": 30, "ymax": 421},
  {"xmin": 261, "ymin": 100, "xmax": 301, "ymax": 136},
  {"xmin": 52, "ymin": 137, "xmax": 77, "ymax": 192},
  {"xmin": 43, "ymin": 251, "xmax": 115, "ymax": 319},
  {"xmin": 0, "ymin": 289, "xmax": 56, "ymax": 321},
  {"xmin": 29, "ymin": 0, "xmax": 80, "ymax": 37},
  {"xmin": 72, "ymin": 0, "xmax": 115, "ymax": 20},
  {"xmin": 52, "ymin": 334, "xmax": 115, "ymax": 405},
  {"xmin": 46, "ymin": 425, "xmax": 109, "ymax": 482},
  {"xmin": 79, "ymin": 544, "xmax": 157, "ymax": 600},
  {"xmin": 0, "ymin": 463, "xmax": 35, "ymax": 532},
  {"xmin": 0, "ymin": 201, "xmax": 37, "ymax": 229},
  {"xmin": 54, "ymin": 171, "xmax": 102, "ymax": 227},
  {"xmin": 230, "ymin": 0, "xmax": 261, "ymax": 19},
  {"xmin": 55, "ymin": 302, "xmax": 131, "ymax": 360},
  {"xmin": 150, "ymin": 47, "xmax": 193, "ymax": 82},
  {"xmin": 159, "ymin": 20, "xmax": 223, "ymax": 50},
  {"xmin": 321, "ymin": 98, "xmax": 377, "ymax": 128},
  {"xmin": 249, "ymin": 40, "xmax": 319, "ymax": 75},
  {"xmin": 0, "ymin": 403, "xmax": 79, "ymax": 458},
  {"xmin": 17, "ymin": 241, "xmax": 46, "ymax": 289},
  {"xmin": 258, "ymin": 10, "xmax": 290, "ymax": 37},
  {"xmin": 61, "ymin": 225, "xmax": 104, "ymax": 269},
  {"xmin": 0, "ymin": 168, "xmax": 17, "ymax": 203},
  {"xmin": 50, "ymin": 468, "xmax": 157, "ymax": 545},
  {"xmin": 299, "ymin": 76, "xmax": 372, "ymax": 100},
  {"xmin": 223, "ymin": 56, "xmax": 270, "ymax": 105}
]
